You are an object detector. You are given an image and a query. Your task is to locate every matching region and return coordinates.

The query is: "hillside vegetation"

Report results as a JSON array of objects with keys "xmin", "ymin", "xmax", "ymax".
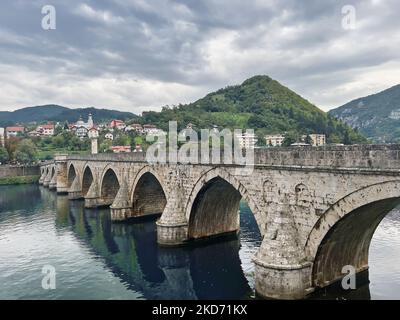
[
  {"xmin": 329, "ymin": 84, "xmax": 400, "ymax": 142},
  {"xmin": 142, "ymin": 75, "xmax": 366, "ymax": 144}
]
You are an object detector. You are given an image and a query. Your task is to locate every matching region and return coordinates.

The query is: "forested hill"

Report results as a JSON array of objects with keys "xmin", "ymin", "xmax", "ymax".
[
  {"xmin": 0, "ymin": 104, "xmax": 136, "ymax": 126},
  {"xmin": 142, "ymin": 75, "xmax": 366, "ymax": 144},
  {"xmin": 329, "ymin": 84, "xmax": 400, "ymax": 143}
]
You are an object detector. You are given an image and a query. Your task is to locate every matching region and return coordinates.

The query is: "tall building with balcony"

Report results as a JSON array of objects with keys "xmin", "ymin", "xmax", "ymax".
[{"xmin": 265, "ymin": 134, "xmax": 285, "ymax": 147}]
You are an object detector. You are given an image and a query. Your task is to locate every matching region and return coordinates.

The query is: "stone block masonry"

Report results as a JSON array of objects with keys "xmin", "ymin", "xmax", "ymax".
[{"xmin": 39, "ymin": 145, "xmax": 400, "ymax": 299}]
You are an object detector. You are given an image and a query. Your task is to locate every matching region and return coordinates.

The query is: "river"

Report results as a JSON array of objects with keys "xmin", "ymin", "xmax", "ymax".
[{"xmin": 1, "ymin": 184, "xmax": 400, "ymax": 300}]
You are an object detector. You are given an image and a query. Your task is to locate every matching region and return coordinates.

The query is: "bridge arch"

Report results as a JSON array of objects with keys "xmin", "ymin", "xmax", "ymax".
[
  {"xmin": 67, "ymin": 163, "xmax": 77, "ymax": 188},
  {"xmin": 81, "ymin": 164, "xmax": 94, "ymax": 197},
  {"xmin": 100, "ymin": 167, "xmax": 120, "ymax": 206},
  {"xmin": 185, "ymin": 168, "xmax": 262, "ymax": 240},
  {"xmin": 130, "ymin": 166, "xmax": 167, "ymax": 217},
  {"xmin": 305, "ymin": 180, "xmax": 400, "ymax": 288}
]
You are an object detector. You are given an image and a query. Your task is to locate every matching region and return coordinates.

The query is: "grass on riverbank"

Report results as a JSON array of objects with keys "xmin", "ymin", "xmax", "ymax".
[{"xmin": 0, "ymin": 175, "xmax": 40, "ymax": 185}]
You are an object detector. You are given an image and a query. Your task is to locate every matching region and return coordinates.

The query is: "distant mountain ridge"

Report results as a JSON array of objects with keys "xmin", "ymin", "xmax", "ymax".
[
  {"xmin": 329, "ymin": 84, "xmax": 400, "ymax": 142},
  {"xmin": 0, "ymin": 104, "xmax": 137, "ymax": 126}
]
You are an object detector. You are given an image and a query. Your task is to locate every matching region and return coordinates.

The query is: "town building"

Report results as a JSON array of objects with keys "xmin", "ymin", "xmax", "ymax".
[
  {"xmin": 104, "ymin": 133, "xmax": 114, "ymax": 140},
  {"xmin": 6, "ymin": 126, "xmax": 25, "ymax": 137},
  {"xmin": 143, "ymin": 124, "xmax": 161, "ymax": 135},
  {"xmin": 310, "ymin": 134, "xmax": 326, "ymax": 146},
  {"xmin": 303, "ymin": 134, "xmax": 326, "ymax": 146},
  {"xmin": 235, "ymin": 132, "xmax": 258, "ymax": 149},
  {"xmin": 34, "ymin": 124, "xmax": 55, "ymax": 136},
  {"xmin": 111, "ymin": 145, "xmax": 131, "ymax": 153},
  {"xmin": 0, "ymin": 128, "xmax": 4, "ymax": 147},
  {"xmin": 265, "ymin": 134, "xmax": 285, "ymax": 147},
  {"xmin": 109, "ymin": 119, "xmax": 126, "ymax": 130},
  {"xmin": 125, "ymin": 123, "xmax": 143, "ymax": 133},
  {"xmin": 71, "ymin": 114, "xmax": 95, "ymax": 138}
]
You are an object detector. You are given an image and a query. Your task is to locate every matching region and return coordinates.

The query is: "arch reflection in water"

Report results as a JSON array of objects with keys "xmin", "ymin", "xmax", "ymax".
[{"xmin": 55, "ymin": 197, "xmax": 255, "ymax": 299}]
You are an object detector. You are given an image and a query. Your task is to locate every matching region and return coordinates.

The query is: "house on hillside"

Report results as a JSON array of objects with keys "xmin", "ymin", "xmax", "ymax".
[
  {"xmin": 143, "ymin": 124, "xmax": 161, "ymax": 135},
  {"xmin": 37, "ymin": 124, "xmax": 55, "ymax": 136},
  {"xmin": 104, "ymin": 133, "xmax": 114, "ymax": 140},
  {"xmin": 125, "ymin": 123, "xmax": 142, "ymax": 133},
  {"xmin": 109, "ymin": 119, "xmax": 126, "ymax": 130},
  {"xmin": 6, "ymin": 126, "xmax": 25, "ymax": 137}
]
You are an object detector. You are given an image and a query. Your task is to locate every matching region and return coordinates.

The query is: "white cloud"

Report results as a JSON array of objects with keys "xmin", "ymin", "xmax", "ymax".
[{"xmin": 75, "ymin": 3, "xmax": 125, "ymax": 25}]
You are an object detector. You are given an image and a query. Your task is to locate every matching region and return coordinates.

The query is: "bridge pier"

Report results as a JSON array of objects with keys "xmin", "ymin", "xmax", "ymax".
[
  {"xmin": 55, "ymin": 154, "xmax": 69, "ymax": 194},
  {"xmin": 157, "ymin": 222, "xmax": 189, "ymax": 246},
  {"xmin": 42, "ymin": 169, "xmax": 52, "ymax": 187},
  {"xmin": 110, "ymin": 179, "xmax": 134, "ymax": 221},
  {"xmin": 68, "ymin": 175, "xmax": 83, "ymax": 200},
  {"xmin": 84, "ymin": 180, "xmax": 103, "ymax": 208},
  {"xmin": 38, "ymin": 168, "xmax": 46, "ymax": 185},
  {"xmin": 253, "ymin": 201, "xmax": 313, "ymax": 299},
  {"xmin": 49, "ymin": 171, "xmax": 57, "ymax": 190},
  {"xmin": 156, "ymin": 187, "xmax": 189, "ymax": 246}
]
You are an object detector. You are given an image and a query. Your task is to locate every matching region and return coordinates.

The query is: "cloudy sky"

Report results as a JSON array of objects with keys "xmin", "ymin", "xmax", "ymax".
[{"xmin": 0, "ymin": 0, "xmax": 399, "ymax": 113}]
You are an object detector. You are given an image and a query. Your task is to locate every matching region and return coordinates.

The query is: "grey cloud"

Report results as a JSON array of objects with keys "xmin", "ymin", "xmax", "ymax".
[{"xmin": 0, "ymin": 0, "xmax": 399, "ymax": 113}]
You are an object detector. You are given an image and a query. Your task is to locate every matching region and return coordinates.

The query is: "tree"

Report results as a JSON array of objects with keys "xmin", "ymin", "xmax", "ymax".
[
  {"xmin": 5, "ymin": 137, "xmax": 20, "ymax": 160},
  {"xmin": 304, "ymin": 134, "xmax": 313, "ymax": 145},
  {"xmin": 99, "ymin": 140, "xmax": 112, "ymax": 153},
  {"xmin": 63, "ymin": 121, "xmax": 69, "ymax": 130},
  {"xmin": 54, "ymin": 124, "xmax": 63, "ymax": 135},
  {"xmin": 0, "ymin": 147, "xmax": 9, "ymax": 164},
  {"xmin": 14, "ymin": 139, "xmax": 38, "ymax": 164},
  {"xmin": 282, "ymin": 131, "xmax": 298, "ymax": 147}
]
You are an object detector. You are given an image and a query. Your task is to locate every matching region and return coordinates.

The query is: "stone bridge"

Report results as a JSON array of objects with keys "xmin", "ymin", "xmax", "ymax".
[{"xmin": 39, "ymin": 145, "xmax": 400, "ymax": 299}]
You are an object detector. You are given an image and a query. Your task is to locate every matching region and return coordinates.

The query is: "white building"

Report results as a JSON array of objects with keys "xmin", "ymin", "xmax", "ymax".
[
  {"xmin": 37, "ymin": 124, "xmax": 55, "ymax": 136},
  {"xmin": 0, "ymin": 128, "xmax": 4, "ymax": 147},
  {"xmin": 104, "ymin": 133, "xmax": 114, "ymax": 140},
  {"xmin": 6, "ymin": 126, "xmax": 25, "ymax": 137},
  {"xmin": 265, "ymin": 134, "xmax": 285, "ymax": 147},
  {"xmin": 71, "ymin": 114, "xmax": 95, "ymax": 138},
  {"xmin": 303, "ymin": 134, "xmax": 326, "ymax": 146},
  {"xmin": 143, "ymin": 124, "xmax": 162, "ymax": 135},
  {"xmin": 235, "ymin": 132, "xmax": 258, "ymax": 149}
]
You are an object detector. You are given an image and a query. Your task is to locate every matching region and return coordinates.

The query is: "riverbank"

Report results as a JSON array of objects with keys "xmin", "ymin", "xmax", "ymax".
[
  {"xmin": 0, "ymin": 165, "xmax": 40, "ymax": 185},
  {"xmin": 0, "ymin": 175, "xmax": 39, "ymax": 185}
]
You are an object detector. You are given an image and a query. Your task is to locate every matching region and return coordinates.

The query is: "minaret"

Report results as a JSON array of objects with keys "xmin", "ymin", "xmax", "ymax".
[
  {"xmin": 88, "ymin": 127, "xmax": 99, "ymax": 155},
  {"xmin": 87, "ymin": 113, "xmax": 94, "ymax": 128},
  {"xmin": 91, "ymin": 138, "xmax": 98, "ymax": 154},
  {"xmin": 88, "ymin": 113, "xmax": 93, "ymax": 129}
]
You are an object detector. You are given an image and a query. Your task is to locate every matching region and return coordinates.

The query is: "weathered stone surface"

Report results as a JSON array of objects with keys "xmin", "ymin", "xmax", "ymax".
[{"xmin": 39, "ymin": 145, "xmax": 400, "ymax": 299}]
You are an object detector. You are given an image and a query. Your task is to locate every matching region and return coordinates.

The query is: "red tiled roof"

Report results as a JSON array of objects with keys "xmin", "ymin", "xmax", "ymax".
[
  {"xmin": 6, "ymin": 126, "xmax": 25, "ymax": 132},
  {"xmin": 39, "ymin": 124, "xmax": 54, "ymax": 129}
]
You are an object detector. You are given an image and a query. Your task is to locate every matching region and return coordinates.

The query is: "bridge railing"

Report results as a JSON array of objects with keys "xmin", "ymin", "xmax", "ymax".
[{"xmin": 66, "ymin": 145, "xmax": 400, "ymax": 170}]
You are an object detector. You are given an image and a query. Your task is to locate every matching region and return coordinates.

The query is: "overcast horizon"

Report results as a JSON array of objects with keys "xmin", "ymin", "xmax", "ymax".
[{"xmin": 1, "ymin": 0, "xmax": 399, "ymax": 114}]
